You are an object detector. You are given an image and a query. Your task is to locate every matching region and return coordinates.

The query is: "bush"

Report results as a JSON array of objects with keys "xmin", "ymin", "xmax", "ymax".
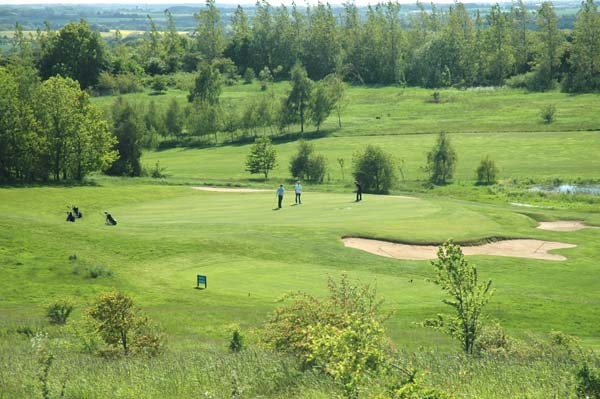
[
  {"xmin": 46, "ymin": 300, "xmax": 74, "ymax": 325},
  {"xmin": 352, "ymin": 144, "xmax": 397, "ymax": 193},
  {"xmin": 89, "ymin": 264, "xmax": 112, "ymax": 279},
  {"xmin": 229, "ymin": 329, "xmax": 244, "ymax": 353},
  {"xmin": 540, "ymin": 104, "xmax": 556, "ymax": 124},
  {"xmin": 474, "ymin": 322, "xmax": 511, "ymax": 356},
  {"xmin": 243, "ymin": 68, "xmax": 255, "ymax": 84},
  {"xmin": 576, "ymin": 362, "xmax": 600, "ymax": 399},
  {"xmin": 426, "ymin": 132, "xmax": 457, "ymax": 185},
  {"xmin": 476, "ymin": 156, "xmax": 498, "ymax": 185},
  {"xmin": 289, "ymin": 141, "xmax": 327, "ymax": 183}
]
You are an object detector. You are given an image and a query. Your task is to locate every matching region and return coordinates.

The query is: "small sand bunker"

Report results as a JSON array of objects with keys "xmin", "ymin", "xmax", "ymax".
[
  {"xmin": 343, "ymin": 237, "xmax": 576, "ymax": 261},
  {"xmin": 537, "ymin": 221, "xmax": 596, "ymax": 231},
  {"xmin": 192, "ymin": 186, "xmax": 269, "ymax": 193}
]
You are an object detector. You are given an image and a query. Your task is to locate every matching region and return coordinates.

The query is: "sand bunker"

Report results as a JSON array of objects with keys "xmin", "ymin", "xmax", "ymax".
[
  {"xmin": 537, "ymin": 221, "xmax": 598, "ymax": 231},
  {"xmin": 192, "ymin": 186, "xmax": 269, "ymax": 193},
  {"xmin": 343, "ymin": 237, "xmax": 576, "ymax": 261}
]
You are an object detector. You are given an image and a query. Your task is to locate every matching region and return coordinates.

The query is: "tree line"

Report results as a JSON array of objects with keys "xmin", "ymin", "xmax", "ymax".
[{"xmin": 2, "ymin": 0, "xmax": 599, "ymax": 93}]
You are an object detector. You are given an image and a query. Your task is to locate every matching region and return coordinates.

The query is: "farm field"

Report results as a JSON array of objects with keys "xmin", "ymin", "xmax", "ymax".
[{"xmin": 1, "ymin": 83, "xmax": 599, "ymax": 397}]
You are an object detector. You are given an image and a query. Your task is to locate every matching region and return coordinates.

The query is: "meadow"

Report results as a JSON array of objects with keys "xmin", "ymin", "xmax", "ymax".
[{"xmin": 1, "ymin": 84, "xmax": 599, "ymax": 398}]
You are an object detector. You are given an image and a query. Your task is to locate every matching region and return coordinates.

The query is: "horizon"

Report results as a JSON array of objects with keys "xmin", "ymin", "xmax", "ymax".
[{"xmin": 0, "ymin": 0, "xmax": 535, "ymax": 6}]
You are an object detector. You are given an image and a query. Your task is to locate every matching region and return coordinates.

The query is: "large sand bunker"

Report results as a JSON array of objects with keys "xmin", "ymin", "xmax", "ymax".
[
  {"xmin": 537, "ymin": 221, "xmax": 598, "ymax": 231},
  {"xmin": 343, "ymin": 237, "xmax": 576, "ymax": 261},
  {"xmin": 192, "ymin": 186, "xmax": 269, "ymax": 193}
]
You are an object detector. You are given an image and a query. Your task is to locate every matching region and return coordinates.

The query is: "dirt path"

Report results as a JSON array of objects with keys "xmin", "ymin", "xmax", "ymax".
[{"xmin": 342, "ymin": 237, "xmax": 577, "ymax": 261}]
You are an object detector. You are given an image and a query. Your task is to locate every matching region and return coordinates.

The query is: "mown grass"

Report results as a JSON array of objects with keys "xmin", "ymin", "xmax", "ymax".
[{"xmin": 1, "ymin": 83, "xmax": 599, "ymax": 398}]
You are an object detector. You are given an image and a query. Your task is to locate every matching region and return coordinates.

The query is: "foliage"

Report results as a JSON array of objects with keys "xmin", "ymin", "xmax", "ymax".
[
  {"xmin": 242, "ymin": 67, "xmax": 255, "ymax": 84},
  {"xmin": 229, "ymin": 329, "xmax": 244, "ymax": 353},
  {"xmin": 264, "ymin": 275, "xmax": 389, "ymax": 397},
  {"xmin": 188, "ymin": 61, "xmax": 222, "ymax": 104},
  {"xmin": 150, "ymin": 75, "xmax": 168, "ymax": 94},
  {"xmin": 106, "ymin": 97, "xmax": 144, "ymax": 176},
  {"xmin": 475, "ymin": 156, "xmax": 498, "ymax": 185},
  {"xmin": 426, "ymin": 132, "xmax": 457, "ymax": 185},
  {"xmin": 46, "ymin": 300, "xmax": 74, "ymax": 325},
  {"xmin": 245, "ymin": 136, "xmax": 277, "ymax": 180},
  {"xmin": 284, "ymin": 63, "xmax": 313, "ymax": 133},
  {"xmin": 540, "ymin": 104, "xmax": 556, "ymax": 124},
  {"xmin": 309, "ymin": 79, "xmax": 337, "ymax": 131},
  {"xmin": 576, "ymin": 362, "xmax": 600, "ymax": 399},
  {"xmin": 428, "ymin": 240, "xmax": 494, "ymax": 354},
  {"xmin": 38, "ymin": 20, "xmax": 108, "ymax": 89},
  {"xmin": 289, "ymin": 140, "xmax": 327, "ymax": 183},
  {"xmin": 87, "ymin": 291, "xmax": 162, "ymax": 356},
  {"xmin": 352, "ymin": 144, "xmax": 398, "ymax": 194},
  {"xmin": 35, "ymin": 76, "xmax": 117, "ymax": 181},
  {"xmin": 150, "ymin": 160, "xmax": 167, "ymax": 178}
]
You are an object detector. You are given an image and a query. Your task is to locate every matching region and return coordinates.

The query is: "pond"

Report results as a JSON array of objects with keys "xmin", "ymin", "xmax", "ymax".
[{"xmin": 530, "ymin": 184, "xmax": 600, "ymax": 196}]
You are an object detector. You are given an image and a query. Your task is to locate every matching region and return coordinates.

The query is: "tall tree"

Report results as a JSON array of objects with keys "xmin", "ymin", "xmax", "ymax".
[
  {"xmin": 511, "ymin": 0, "xmax": 533, "ymax": 75},
  {"xmin": 532, "ymin": 1, "xmax": 563, "ymax": 90},
  {"xmin": 38, "ymin": 20, "xmax": 108, "ymax": 89},
  {"xmin": 284, "ymin": 63, "xmax": 312, "ymax": 133},
  {"xmin": 251, "ymin": 0, "xmax": 275, "ymax": 72},
  {"xmin": 165, "ymin": 98, "xmax": 184, "ymax": 138},
  {"xmin": 352, "ymin": 144, "xmax": 398, "ymax": 194},
  {"xmin": 107, "ymin": 97, "xmax": 145, "ymax": 176},
  {"xmin": 483, "ymin": 5, "xmax": 515, "ymax": 85},
  {"xmin": 426, "ymin": 131, "xmax": 457, "ymax": 185},
  {"xmin": 303, "ymin": 3, "xmax": 340, "ymax": 80},
  {"xmin": 225, "ymin": 5, "xmax": 253, "ymax": 74},
  {"xmin": 309, "ymin": 80, "xmax": 336, "ymax": 131},
  {"xmin": 194, "ymin": 0, "xmax": 226, "ymax": 62},
  {"xmin": 562, "ymin": 0, "xmax": 600, "ymax": 92},
  {"xmin": 188, "ymin": 61, "xmax": 222, "ymax": 104},
  {"xmin": 162, "ymin": 9, "xmax": 186, "ymax": 73}
]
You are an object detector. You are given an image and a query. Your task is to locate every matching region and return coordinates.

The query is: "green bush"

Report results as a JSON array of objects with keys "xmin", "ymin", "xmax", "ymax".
[
  {"xmin": 229, "ymin": 329, "xmax": 244, "ymax": 353},
  {"xmin": 476, "ymin": 156, "xmax": 498, "ymax": 185},
  {"xmin": 576, "ymin": 362, "xmax": 600, "ymax": 399},
  {"xmin": 352, "ymin": 144, "xmax": 397, "ymax": 193},
  {"xmin": 46, "ymin": 300, "xmax": 74, "ymax": 325},
  {"xmin": 540, "ymin": 104, "xmax": 556, "ymax": 124}
]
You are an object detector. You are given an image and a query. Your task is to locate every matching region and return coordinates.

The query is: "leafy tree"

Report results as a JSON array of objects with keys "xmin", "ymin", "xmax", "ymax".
[
  {"xmin": 165, "ymin": 98, "xmax": 184, "ymax": 138},
  {"xmin": 225, "ymin": 6, "xmax": 253, "ymax": 74},
  {"xmin": 106, "ymin": 97, "xmax": 144, "ymax": 176},
  {"xmin": 352, "ymin": 144, "xmax": 397, "ymax": 194},
  {"xmin": 323, "ymin": 74, "xmax": 346, "ymax": 128},
  {"xmin": 245, "ymin": 136, "xmax": 277, "ymax": 180},
  {"xmin": 38, "ymin": 20, "xmax": 108, "ymax": 89},
  {"xmin": 264, "ymin": 275, "xmax": 389, "ymax": 398},
  {"xmin": 562, "ymin": 0, "xmax": 600, "ymax": 92},
  {"xmin": 284, "ymin": 63, "xmax": 312, "ymax": 133},
  {"xmin": 188, "ymin": 61, "xmax": 222, "ymax": 104},
  {"xmin": 162, "ymin": 9, "xmax": 186, "ymax": 73},
  {"xmin": 194, "ymin": 0, "xmax": 226, "ymax": 62},
  {"xmin": 36, "ymin": 76, "xmax": 116, "ymax": 180},
  {"xmin": 87, "ymin": 291, "xmax": 161, "ymax": 356},
  {"xmin": 531, "ymin": 2, "xmax": 563, "ymax": 91},
  {"xmin": 0, "ymin": 66, "xmax": 42, "ymax": 182},
  {"xmin": 426, "ymin": 132, "xmax": 457, "ymax": 185},
  {"xmin": 427, "ymin": 240, "xmax": 494, "ymax": 354},
  {"xmin": 289, "ymin": 140, "xmax": 326, "ymax": 183},
  {"xmin": 309, "ymin": 80, "xmax": 335, "ymax": 131},
  {"xmin": 303, "ymin": 3, "xmax": 340, "ymax": 80},
  {"xmin": 483, "ymin": 5, "xmax": 515, "ymax": 85},
  {"xmin": 475, "ymin": 156, "xmax": 498, "ymax": 185},
  {"xmin": 187, "ymin": 102, "xmax": 223, "ymax": 145}
]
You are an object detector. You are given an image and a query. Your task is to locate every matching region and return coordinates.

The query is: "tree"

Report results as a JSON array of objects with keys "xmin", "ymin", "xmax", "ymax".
[
  {"xmin": 289, "ymin": 140, "xmax": 326, "ymax": 183},
  {"xmin": 36, "ymin": 76, "xmax": 116, "ymax": 180},
  {"xmin": 323, "ymin": 74, "xmax": 346, "ymax": 128},
  {"xmin": 475, "ymin": 156, "xmax": 499, "ymax": 185},
  {"xmin": 187, "ymin": 101, "xmax": 223, "ymax": 145},
  {"xmin": 562, "ymin": 0, "xmax": 600, "ymax": 92},
  {"xmin": 194, "ymin": 0, "xmax": 226, "ymax": 62},
  {"xmin": 264, "ymin": 275, "xmax": 389, "ymax": 398},
  {"xmin": 428, "ymin": 240, "xmax": 494, "ymax": 354},
  {"xmin": 284, "ymin": 63, "xmax": 312, "ymax": 133},
  {"xmin": 426, "ymin": 132, "xmax": 457, "ymax": 185},
  {"xmin": 531, "ymin": 2, "xmax": 563, "ymax": 91},
  {"xmin": 87, "ymin": 291, "xmax": 161, "ymax": 356},
  {"xmin": 38, "ymin": 20, "xmax": 108, "ymax": 89},
  {"xmin": 245, "ymin": 136, "xmax": 277, "ymax": 180},
  {"xmin": 309, "ymin": 80, "xmax": 335, "ymax": 131},
  {"xmin": 303, "ymin": 3, "xmax": 340, "ymax": 80},
  {"xmin": 165, "ymin": 98, "xmax": 184, "ymax": 138},
  {"xmin": 482, "ymin": 5, "xmax": 515, "ymax": 85},
  {"xmin": 188, "ymin": 61, "xmax": 222, "ymax": 104},
  {"xmin": 106, "ymin": 97, "xmax": 144, "ymax": 176},
  {"xmin": 352, "ymin": 144, "xmax": 397, "ymax": 194}
]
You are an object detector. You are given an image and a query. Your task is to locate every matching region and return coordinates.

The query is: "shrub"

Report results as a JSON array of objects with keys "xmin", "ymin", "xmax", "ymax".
[
  {"xmin": 229, "ymin": 329, "xmax": 244, "ymax": 353},
  {"xmin": 426, "ymin": 132, "xmax": 457, "ymax": 185},
  {"xmin": 289, "ymin": 141, "xmax": 327, "ymax": 183},
  {"xmin": 150, "ymin": 160, "xmax": 167, "ymax": 178},
  {"xmin": 540, "ymin": 104, "xmax": 556, "ymax": 124},
  {"xmin": 46, "ymin": 300, "xmax": 74, "ymax": 325},
  {"xmin": 87, "ymin": 291, "xmax": 162, "ymax": 356},
  {"xmin": 352, "ymin": 144, "xmax": 397, "ymax": 193},
  {"xmin": 89, "ymin": 264, "xmax": 112, "ymax": 279},
  {"xmin": 243, "ymin": 67, "xmax": 255, "ymax": 84},
  {"xmin": 476, "ymin": 156, "xmax": 498, "ymax": 185},
  {"xmin": 576, "ymin": 363, "xmax": 600, "ymax": 399},
  {"xmin": 474, "ymin": 322, "xmax": 511, "ymax": 356}
]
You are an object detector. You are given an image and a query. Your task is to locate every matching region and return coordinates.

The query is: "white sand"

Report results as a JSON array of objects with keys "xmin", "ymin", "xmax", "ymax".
[{"xmin": 192, "ymin": 186, "xmax": 270, "ymax": 193}]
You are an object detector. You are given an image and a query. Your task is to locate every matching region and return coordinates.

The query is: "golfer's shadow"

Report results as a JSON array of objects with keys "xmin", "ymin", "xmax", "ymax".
[{"xmin": 272, "ymin": 207, "xmax": 281, "ymax": 211}]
